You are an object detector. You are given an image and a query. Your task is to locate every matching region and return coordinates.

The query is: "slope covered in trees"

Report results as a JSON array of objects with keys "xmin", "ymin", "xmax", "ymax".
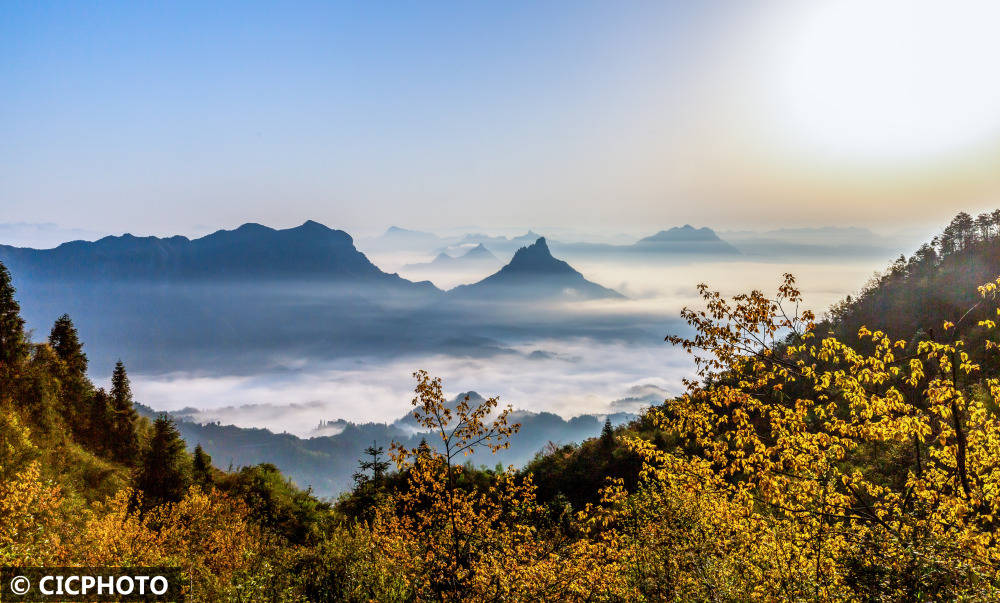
[
  {"xmin": 150, "ymin": 402, "xmax": 635, "ymax": 497},
  {"xmin": 0, "ymin": 261, "xmax": 336, "ymax": 597},
  {"xmin": 826, "ymin": 210, "xmax": 1000, "ymax": 345}
]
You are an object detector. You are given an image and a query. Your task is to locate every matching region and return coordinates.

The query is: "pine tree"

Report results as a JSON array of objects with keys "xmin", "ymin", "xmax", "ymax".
[
  {"xmin": 192, "ymin": 444, "xmax": 214, "ymax": 487},
  {"xmin": 48, "ymin": 314, "xmax": 92, "ymax": 438},
  {"xmin": 600, "ymin": 417, "xmax": 615, "ymax": 449},
  {"xmin": 0, "ymin": 262, "xmax": 28, "ymax": 388},
  {"xmin": 48, "ymin": 314, "xmax": 87, "ymax": 376},
  {"xmin": 352, "ymin": 441, "xmax": 389, "ymax": 491},
  {"xmin": 108, "ymin": 360, "xmax": 140, "ymax": 463},
  {"xmin": 136, "ymin": 415, "xmax": 191, "ymax": 508},
  {"xmin": 20, "ymin": 344, "xmax": 63, "ymax": 436},
  {"xmin": 87, "ymin": 387, "xmax": 113, "ymax": 455}
]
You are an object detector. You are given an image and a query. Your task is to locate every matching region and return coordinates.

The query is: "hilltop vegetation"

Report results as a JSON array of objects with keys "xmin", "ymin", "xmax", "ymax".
[
  {"xmin": 828, "ymin": 211, "xmax": 1000, "ymax": 345},
  {"xmin": 4, "ymin": 210, "xmax": 1000, "ymax": 600}
]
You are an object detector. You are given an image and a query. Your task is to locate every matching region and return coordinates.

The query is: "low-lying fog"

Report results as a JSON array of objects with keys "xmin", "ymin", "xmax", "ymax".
[{"xmin": 126, "ymin": 255, "xmax": 886, "ymax": 437}]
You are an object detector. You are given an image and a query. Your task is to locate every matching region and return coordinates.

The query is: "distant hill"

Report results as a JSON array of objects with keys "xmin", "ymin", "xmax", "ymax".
[
  {"xmin": 0, "ymin": 220, "xmax": 437, "ymax": 291},
  {"xmin": 0, "ymin": 221, "xmax": 447, "ymax": 374},
  {"xmin": 548, "ymin": 225, "xmax": 741, "ymax": 257},
  {"xmin": 450, "ymin": 238, "xmax": 624, "ymax": 301},
  {"xmin": 459, "ymin": 231, "xmax": 540, "ymax": 244},
  {"xmin": 823, "ymin": 210, "xmax": 1000, "ymax": 347},
  {"xmin": 403, "ymin": 243, "xmax": 502, "ymax": 271},
  {"xmin": 0, "ymin": 222, "xmax": 653, "ymax": 376},
  {"xmin": 635, "ymin": 225, "xmax": 737, "ymax": 249},
  {"xmin": 446, "ymin": 231, "xmax": 544, "ymax": 257},
  {"xmin": 362, "ymin": 226, "xmax": 445, "ymax": 253},
  {"xmin": 718, "ymin": 226, "xmax": 903, "ymax": 259},
  {"xmin": 142, "ymin": 389, "xmax": 643, "ymax": 497}
]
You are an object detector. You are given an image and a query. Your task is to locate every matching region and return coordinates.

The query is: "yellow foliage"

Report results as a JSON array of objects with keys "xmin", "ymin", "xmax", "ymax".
[
  {"xmin": 653, "ymin": 273, "xmax": 1000, "ymax": 599},
  {"xmin": 0, "ymin": 461, "xmax": 65, "ymax": 566},
  {"xmin": 373, "ymin": 370, "xmax": 635, "ymax": 601},
  {"xmin": 68, "ymin": 487, "xmax": 263, "ymax": 599}
]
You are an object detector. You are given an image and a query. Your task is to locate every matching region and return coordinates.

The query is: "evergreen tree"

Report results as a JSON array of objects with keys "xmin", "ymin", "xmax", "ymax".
[
  {"xmin": 600, "ymin": 417, "xmax": 615, "ymax": 449},
  {"xmin": 108, "ymin": 360, "xmax": 140, "ymax": 463},
  {"xmin": 136, "ymin": 415, "xmax": 191, "ymax": 508},
  {"xmin": 416, "ymin": 437, "xmax": 432, "ymax": 459},
  {"xmin": 0, "ymin": 262, "xmax": 28, "ymax": 387},
  {"xmin": 87, "ymin": 387, "xmax": 113, "ymax": 455},
  {"xmin": 19, "ymin": 344, "xmax": 63, "ymax": 436},
  {"xmin": 48, "ymin": 314, "xmax": 92, "ymax": 438},
  {"xmin": 192, "ymin": 443, "xmax": 214, "ymax": 487},
  {"xmin": 48, "ymin": 314, "xmax": 87, "ymax": 376},
  {"xmin": 352, "ymin": 441, "xmax": 388, "ymax": 491}
]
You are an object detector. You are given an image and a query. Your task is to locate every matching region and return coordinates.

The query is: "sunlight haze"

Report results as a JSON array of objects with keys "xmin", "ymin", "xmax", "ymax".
[{"xmin": 4, "ymin": 1, "xmax": 1000, "ymax": 235}]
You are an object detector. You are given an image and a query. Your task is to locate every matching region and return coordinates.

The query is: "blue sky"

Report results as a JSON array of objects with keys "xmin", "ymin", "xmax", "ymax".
[{"xmin": 4, "ymin": 1, "xmax": 1000, "ymax": 237}]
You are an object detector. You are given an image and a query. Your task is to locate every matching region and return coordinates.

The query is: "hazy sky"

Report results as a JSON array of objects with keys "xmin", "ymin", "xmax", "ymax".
[{"xmin": 4, "ymin": 1, "xmax": 1000, "ymax": 237}]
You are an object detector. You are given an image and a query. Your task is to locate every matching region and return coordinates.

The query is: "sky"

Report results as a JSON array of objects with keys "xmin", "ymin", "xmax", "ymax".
[{"xmin": 4, "ymin": 1, "xmax": 1000, "ymax": 238}]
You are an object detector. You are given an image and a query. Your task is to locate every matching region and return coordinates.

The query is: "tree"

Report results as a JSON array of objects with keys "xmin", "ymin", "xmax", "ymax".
[
  {"xmin": 656, "ymin": 273, "xmax": 1000, "ymax": 598},
  {"xmin": 18, "ymin": 344, "xmax": 64, "ymax": 436},
  {"xmin": 976, "ymin": 212, "xmax": 993, "ymax": 241},
  {"xmin": 136, "ymin": 415, "xmax": 191, "ymax": 508},
  {"xmin": 600, "ymin": 417, "xmax": 615, "ymax": 449},
  {"xmin": 372, "ymin": 371, "xmax": 634, "ymax": 601},
  {"xmin": 0, "ymin": 262, "xmax": 28, "ymax": 388},
  {"xmin": 108, "ymin": 361, "xmax": 140, "ymax": 463},
  {"xmin": 74, "ymin": 487, "xmax": 262, "ymax": 600},
  {"xmin": 87, "ymin": 388, "xmax": 113, "ymax": 455},
  {"xmin": 192, "ymin": 444, "xmax": 214, "ymax": 488},
  {"xmin": 48, "ymin": 314, "xmax": 87, "ymax": 376},
  {"xmin": 349, "ymin": 441, "xmax": 390, "ymax": 522},
  {"xmin": 47, "ymin": 314, "xmax": 92, "ymax": 437},
  {"xmin": 352, "ymin": 441, "xmax": 389, "ymax": 492}
]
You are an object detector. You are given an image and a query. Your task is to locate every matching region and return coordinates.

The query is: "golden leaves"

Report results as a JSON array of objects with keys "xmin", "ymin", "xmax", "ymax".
[{"xmin": 654, "ymin": 274, "xmax": 1000, "ymax": 597}]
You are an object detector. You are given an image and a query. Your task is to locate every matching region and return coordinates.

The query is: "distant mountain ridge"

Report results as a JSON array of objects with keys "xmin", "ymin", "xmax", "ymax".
[
  {"xmin": 547, "ymin": 224, "xmax": 740, "ymax": 257},
  {"xmin": 403, "ymin": 243, "xmax": 502, "ymax": 271},
  {"xmin": 718, "ymin": 226, "xmax": 901, "ymax": 259},
  {"xmin": 451, "ymin": 237, "xmax": 624, "ymax": 300},
  {"xmin": 0, "ymin": 220, "xmax": 439, "ymax": 292},
  {"xmin": 637, "ymin": 225, "xmax": 727, "ymax": 244},
  {"xmin": 0, "ymin": 221, "xmax": 635, "ymax": 375},
  {"xmin": 141, "ymin": 387, "xmax": 647, "ymax": 497}
]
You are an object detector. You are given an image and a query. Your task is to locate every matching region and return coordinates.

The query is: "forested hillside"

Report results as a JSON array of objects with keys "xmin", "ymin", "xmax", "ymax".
[
  {"xmin": 827, "ymin": 210, "xmax": 1000, "ymax": 344},
  {"xmin": 4, "ymin": 210, "xmax": 1000, "ymax": 600},
  {"xmin": 148, "ymin": 402, "xmax": 635, "ymax": 497},
  {"xmin": 0, "ymin": 261, "xmax": 334, "ymax": 598}
]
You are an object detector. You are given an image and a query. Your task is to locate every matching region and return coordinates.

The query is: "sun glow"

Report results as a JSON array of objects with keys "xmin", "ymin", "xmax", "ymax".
[{"xmin": 766, "ymin": 0, "xmax": 1000, "ymax": 163}]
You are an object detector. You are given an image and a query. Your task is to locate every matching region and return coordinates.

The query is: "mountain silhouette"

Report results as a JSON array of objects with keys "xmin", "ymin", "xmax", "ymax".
[
  {"xmin": 637, "ymin": 224, "xmax": 727, "ymax": 244},
  {"xmin": 359, "ymin": 225, "xmax": 444, "ymax": 254},
  {"xmin": 462, "ymin": 243, "xmax": 499, "ymax": 260},
  {"xmin": 450, "ymin": 238, "xmax": 624, "ymax": 300},
  {"xmin": 404, "ymin": 243, "xmax": 502, "ymax": 271},
  {"xmin": 548, "ymin": 225, "xmax": 740, "ymax": 257},
  {"xmin": 0, "ymin": 220, "xmax": 439, "ymax": 292}
]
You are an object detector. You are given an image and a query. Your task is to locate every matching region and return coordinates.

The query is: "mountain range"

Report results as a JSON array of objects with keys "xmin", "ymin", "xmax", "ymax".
[
  {"xmin": 403, "ymin": 243, "xmax": 502, "ymax": 271},
  {"xmin": 547, "ymin": 225, "xmax": 741, "ymax": 257},
  {"xmin": 362, "ymin": 225, "xmax": 744, "ymax": 259},
  {"xmin": 0, "ymin": 221, "xmax": 633, "ymax": 374},
  {"xmin": 0, "ymin": 220, "xmax": 436, "ymax": 292},
  {"xmin": 141, "ymin": 388, "xmax": 650, "ymax": 497},
  {"xmin": 0, "ymin": 222, "xmax": 623, "ymax": 303}
]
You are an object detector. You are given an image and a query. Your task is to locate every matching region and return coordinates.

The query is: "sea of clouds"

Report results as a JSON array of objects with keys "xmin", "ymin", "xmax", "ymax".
[{"xmin": 126, "ymin": 256, "xmax": 883, "ymax": 436}]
